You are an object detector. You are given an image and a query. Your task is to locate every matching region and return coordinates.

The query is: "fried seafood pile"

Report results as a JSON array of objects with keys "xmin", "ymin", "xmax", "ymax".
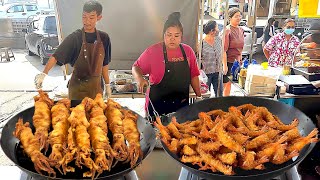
[
  {"xmin": 13, "ymin": 91, "xmax": 142, "ymax": 178},
  {"xmin": 155, "ymin": 104, "xmax": 319, "ymax": 175}
]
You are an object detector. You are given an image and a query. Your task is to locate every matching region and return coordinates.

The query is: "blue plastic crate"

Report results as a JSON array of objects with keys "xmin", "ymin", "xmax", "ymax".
[{"xmin": 278, "ymin": 98, "xmax": 295, "ymax": 106}]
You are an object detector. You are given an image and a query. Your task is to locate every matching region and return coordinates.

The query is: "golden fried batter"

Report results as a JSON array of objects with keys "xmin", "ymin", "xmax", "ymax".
[
  {"xmin": 33, "ymin": 90, "xmax": 54, "ymax": 152},
  {"xmin": 14, "ymin": 118, "xmax": 56, "ymax": 177},
  {"xmin": 122, "ymin": 109, "xmax": 143, "ymax": 168}
]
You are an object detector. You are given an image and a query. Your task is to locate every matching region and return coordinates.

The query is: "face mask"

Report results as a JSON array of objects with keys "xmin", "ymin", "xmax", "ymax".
[{"xmin": 284, "ymin": 28, "xmax": 295, "ymax": 35}]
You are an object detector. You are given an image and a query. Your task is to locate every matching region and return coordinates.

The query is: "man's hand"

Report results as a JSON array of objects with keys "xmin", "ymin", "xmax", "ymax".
[
  {"xmin": 137, "ymin": 77, "xmax": 148, "ymax": 93},
  {"xmin": 34, "ymin": 73, "xmax": 47, "ymax": 89},
  {"xmin": 104, "ymin": 84, "xmax": 112, "ymax": 99}
]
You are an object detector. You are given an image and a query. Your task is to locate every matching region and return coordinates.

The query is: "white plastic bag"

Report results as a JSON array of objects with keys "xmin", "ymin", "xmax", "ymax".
[{"xmin": 199, "ymin": 70, "xmax": 208, "ymax": 84}]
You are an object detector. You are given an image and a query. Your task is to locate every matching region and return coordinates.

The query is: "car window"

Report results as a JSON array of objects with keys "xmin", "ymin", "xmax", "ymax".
[
  {"xmin": 7, "ymin": 5, "xmax": 24, "ymax": 13},
  {"xmin": 26, "ymin": 5, "xmax": 38, "ymax": 12},
  {"xmin": 43, "ymin": 16, "xmax": 57, "ymax": 32}
]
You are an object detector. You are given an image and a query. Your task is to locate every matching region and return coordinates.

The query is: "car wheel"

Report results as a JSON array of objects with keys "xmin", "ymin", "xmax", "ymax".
[
  {"xmin": 39, "ymin": 49, "xmax": 48, "ymax": 65},
  {"xmin": 26, "ymin": 43, "xmax": 35, "ymax": 56},
  {"xmin": 40, "ymin": 56, "xmax": 48, "ymax": 65}
]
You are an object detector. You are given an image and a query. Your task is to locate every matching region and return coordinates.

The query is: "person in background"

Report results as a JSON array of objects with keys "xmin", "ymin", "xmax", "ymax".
[
  {"xmin": 34, "ymin": 0, "xmax": 112, "ymax": 100},
  {"xmin": 132, "ymin": 12, "xmax": 201, "ymax": 119},
  {"xmin": 223, "ymin": 7, "xmax": 244, "ymax": 96},
  {"xmin": 301, "ymin": 19, "xmax": 320, "ymax": 44},
  {"xmin": 263, "ymin": 18, "xmax": 300, "ymax": 67},
  {"xmin": 274, "ymin": 20, "xmax": 282, "ymax": 34},
  {"xmin": 201, "ymin": 20, "xmax": 223, "ymax": 97},
  {"xmin": 263, "ymin": 18, "xmax": 276, "ymax": 46}
]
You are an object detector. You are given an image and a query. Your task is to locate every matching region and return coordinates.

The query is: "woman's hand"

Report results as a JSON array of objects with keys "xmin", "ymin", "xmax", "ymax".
[
  {"xmin": 238, "ymin": 58, "xmax": 243, "ymax": 65},
  {"xmin": 223, "ymin": 64, "xmax": 228, "ymax": 75},
  {"xmin": 137, "ymin": 77, "xmax": 148, "ymax": 93}
]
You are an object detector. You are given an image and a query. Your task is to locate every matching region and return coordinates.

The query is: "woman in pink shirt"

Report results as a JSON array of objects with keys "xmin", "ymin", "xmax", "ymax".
[
  {"xmin": 223, "ymin": 7, "xmax": 244, "ymax": 96},
  {"xmin": 263, "ymin": 19, "xmax": 300, "ymax": 67},
  {"xmin": 132, "ymin": 12, "xmax": 201, "ymax": 118}
]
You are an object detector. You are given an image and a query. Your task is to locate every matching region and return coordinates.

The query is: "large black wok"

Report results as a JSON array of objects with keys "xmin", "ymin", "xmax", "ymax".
[
  {"xmin": 162, "ymin": 96, "xmax": 317, "ymax": 180},
  {"xmin": 1, "ymin": 100, "xmax": 156, "ymax": 180}
]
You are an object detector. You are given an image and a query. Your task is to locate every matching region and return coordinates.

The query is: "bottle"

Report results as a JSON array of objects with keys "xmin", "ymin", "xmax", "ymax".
[
  {"xmin": 251, "ymin": 59, "xmax": 257, "ymax": 65},
  {"xmin": 243, "ymin": 58, "xmax": 249, "ymax": 68}
]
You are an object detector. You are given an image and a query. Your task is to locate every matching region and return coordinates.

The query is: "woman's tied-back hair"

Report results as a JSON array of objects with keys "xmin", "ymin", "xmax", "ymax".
[
  {"xmin": 83, "ymin": 0, "xmax": 103, "ymax": 16},
  {"xmin": 203, "ymin": 20, "xmax": 217, "ymax": 35},
  {"xmin": 163, "ymin": 12, "xmax": 183, "ymax": 35},
  {"xmin": 228, "ymin": 7, "xmax": 241, "ymax": 19},
  {"xmin": 267, "ymin": 18, "xmax": 275, "ymax": 27}
]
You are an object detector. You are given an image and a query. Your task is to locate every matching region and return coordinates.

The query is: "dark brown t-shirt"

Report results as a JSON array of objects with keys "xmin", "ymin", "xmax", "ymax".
[{"xmin": 224, "ymin": 25, "xmax": 244, "ymax": 62}]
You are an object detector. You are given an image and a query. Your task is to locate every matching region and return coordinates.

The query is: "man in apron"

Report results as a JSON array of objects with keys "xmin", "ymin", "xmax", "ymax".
[
  {"xmin": 132, "ymin": 12, "xmax": 202, "ymax": 120},
  {"xmin": 34, "ymin": 0, "xmax": 111, "ymax": 100}
]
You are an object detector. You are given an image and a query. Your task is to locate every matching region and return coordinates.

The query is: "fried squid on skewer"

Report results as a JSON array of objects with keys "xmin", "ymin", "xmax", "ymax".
[
  {"xmin": 48, "ymin": 98, "xmax": 70, "ymax": 172},
  {"xmin": 62, "ymin": 98, "xmax": 97, "ymax": 177},
  {"xmin": 33, "ymin": 90, "xmax": 54, "ymax": 152},
  {"xmin": 88, "ymin": 98, "xmax": 113, "ymax": 176},
  {"xmin": 13, "ymin": 118, "xmax": 56, "ymax": 177},
  {"xmin": 122, "ymin": 109, "xmax": 143, "ymax": 168},
  {"xmin": 106, "ymin": 99, "xmax": 128, "ymax": 162}
]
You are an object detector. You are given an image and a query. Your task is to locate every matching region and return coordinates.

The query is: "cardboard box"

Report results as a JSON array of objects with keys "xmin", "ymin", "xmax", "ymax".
[
  {"xmin": 246, "ymin": 82, "xmax": 276, "ymax": 95},
  {"xmin": 249, "ymin": 75, "xmax": 277, "ymax": 84}
]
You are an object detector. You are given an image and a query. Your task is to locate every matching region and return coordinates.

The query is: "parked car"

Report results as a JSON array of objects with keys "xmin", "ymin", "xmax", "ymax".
[
  {"xmin": 0, "ymin": 3, "xmax": 40, "ymax": 18},
  {"xmin": 240, "ymin": 24, "xmax": 257, "ymax": 58},
  {"xmin": 24, "ymin": 14, "xmax": 59, "ymax": 65}
]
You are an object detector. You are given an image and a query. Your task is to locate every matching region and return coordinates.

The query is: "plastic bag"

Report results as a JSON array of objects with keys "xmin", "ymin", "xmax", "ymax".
[{"xmin": 199, "ymin": 70, "xmax": 208, "ymax": 84}]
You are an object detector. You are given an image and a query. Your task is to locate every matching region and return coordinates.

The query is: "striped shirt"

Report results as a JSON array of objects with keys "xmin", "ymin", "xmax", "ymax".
[{"xmin": 201, "ymin": 36, "xmax": 223, "ymax": 74}]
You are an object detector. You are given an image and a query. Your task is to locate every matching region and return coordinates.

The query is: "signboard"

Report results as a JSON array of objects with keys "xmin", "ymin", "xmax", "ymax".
[
  {"xmin": 298, "ymin": 0, "xmax": 320, "ymax": 18},
  {"xmin": 318, "ymin": 0, "xmax": 320, "ymax": 15}
]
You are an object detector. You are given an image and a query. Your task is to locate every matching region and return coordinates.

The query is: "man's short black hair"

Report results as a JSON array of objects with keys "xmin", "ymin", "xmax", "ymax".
[{"xmin": 83, "ymin": 0, "xmax": 102, "ymax": 16}]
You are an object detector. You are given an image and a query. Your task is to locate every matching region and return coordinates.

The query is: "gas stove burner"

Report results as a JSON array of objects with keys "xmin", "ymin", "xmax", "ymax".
[
  {"xmin": 178, "ymin": 167, "xmax": 301, "ymax": 180},
  {"xmin": 20, "ymin": 170, "xmax": 139, "ymax": 180}
]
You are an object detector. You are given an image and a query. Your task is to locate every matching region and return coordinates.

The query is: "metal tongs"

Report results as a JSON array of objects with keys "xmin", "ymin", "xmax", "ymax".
[{"xmin": 145, "ymin": 83, "xmax": 160, "ymax": 124}]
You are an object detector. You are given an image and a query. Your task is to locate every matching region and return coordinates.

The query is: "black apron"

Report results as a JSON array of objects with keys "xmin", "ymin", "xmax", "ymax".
[{"xmin": 148, "ymin": 43, "xmax": 191, "ymax": 117}]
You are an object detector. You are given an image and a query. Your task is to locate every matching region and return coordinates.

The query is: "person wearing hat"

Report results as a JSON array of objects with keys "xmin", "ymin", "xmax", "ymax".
[
  {"xmin": 34, "ymin": 0, "xmax": 112, "ymax": 100},
  {"xmin": 301, "ymin": 20, "xmax": 320, "ymax": 44},
  {"xmin": 201, "ymin": 20, "xmax": 223, "ymax": 97},
  {"xmin": 223, "ymin": 7, "xmax": 245, "ymax": 96},
  {"xmin": 299, "ymin": 20, "xmax": 320, "ymax": 62},
  {"xmin": 132, "ymin": 12, "xmax": 201, "ymax": 119},
  {"xmin": 263, "ymin": 18, "xmax": 300, "ymax": 67}
]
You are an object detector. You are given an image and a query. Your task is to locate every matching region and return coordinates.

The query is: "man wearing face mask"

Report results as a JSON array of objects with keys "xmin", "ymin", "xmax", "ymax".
[
  {"xmin": 263, "ymin": 18, "xmax": 300, "ymax": 67},
  {"xmin": 34, "ymin": 0, "xmax": 112, "ymax": 100}
]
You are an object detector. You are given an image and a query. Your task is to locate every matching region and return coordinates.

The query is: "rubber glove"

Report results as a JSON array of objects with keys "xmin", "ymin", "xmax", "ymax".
[
  {"xmin": 104, "ymin": 84, "xmax": 112, "ymax": 98},
  {"xmin": 34, "ymin": 72, "xmax": 47, "ymax": 89}
]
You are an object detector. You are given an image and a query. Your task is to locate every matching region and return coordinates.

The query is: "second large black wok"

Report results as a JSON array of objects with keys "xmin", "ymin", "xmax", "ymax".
[{"xmin": 163, "ymin": 96, "xmax": 317, "ymax": 180}]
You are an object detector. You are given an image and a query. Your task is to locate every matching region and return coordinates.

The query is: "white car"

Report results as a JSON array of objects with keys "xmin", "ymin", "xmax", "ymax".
[
  {"xmin": 240, "ymin": 25, "xmax": 257, "ymax": 57},
  {"xmin": 0, "ymin": 3, "xmax": 40, "ymax": 19}
]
